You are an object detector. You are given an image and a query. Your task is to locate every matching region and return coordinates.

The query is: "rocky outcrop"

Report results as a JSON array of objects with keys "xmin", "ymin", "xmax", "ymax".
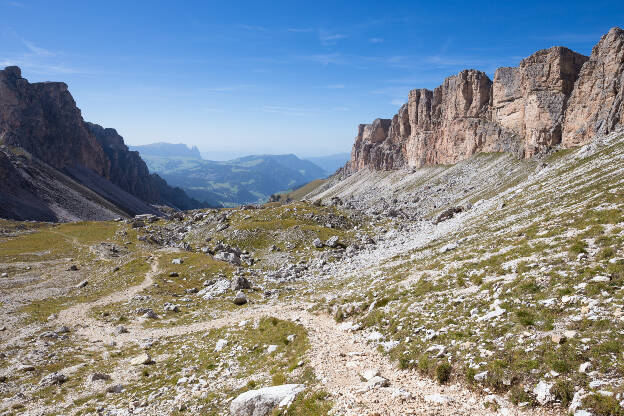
[
  {"xmin": 493, "ymin": 47, "xmax": 588, "ymax": 156},
  {"xmin": 347, "ymin": 27, "xmax": 624, "ymax": 172},
  {"xmin": 0, "ymin": 66, "xmax": 208, "ymax": 220},
  {"xmin": 563, "ymin": 27, "xmax": 624, "ymax": 146},
  {"xmin": 0, "ymin": 66, "xmax": 109, "ymax": 175}
]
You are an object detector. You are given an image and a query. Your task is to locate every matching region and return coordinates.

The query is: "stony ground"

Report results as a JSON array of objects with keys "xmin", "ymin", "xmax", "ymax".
[{"xmin": 1, "ymin": 131, "xmax": 623, "ymax": 415}]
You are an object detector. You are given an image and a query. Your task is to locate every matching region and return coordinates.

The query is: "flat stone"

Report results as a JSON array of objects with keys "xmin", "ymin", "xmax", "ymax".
[
  {"xmin": 230, "ymin": 384, "xmax": 305, "ymax": 416},
  {"xmin": 360, "ymin": 368, "xmax": 380, "ymax": 381},
  {"xmin": 130, "ymin": 353, "xmax": 153, "ymax": 365}
]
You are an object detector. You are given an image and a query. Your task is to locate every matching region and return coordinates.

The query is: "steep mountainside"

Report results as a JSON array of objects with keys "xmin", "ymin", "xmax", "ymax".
[
  {"xmin": 0, "ymin": 67, "xmax": 209, "ymax": 221},
  {"xmin": 135, "ymin": 150, "xmax": 328, "ymax": 206},
  {"xmin": 347, "ymin": 27, "xmax": 624, "ymax": 172}
]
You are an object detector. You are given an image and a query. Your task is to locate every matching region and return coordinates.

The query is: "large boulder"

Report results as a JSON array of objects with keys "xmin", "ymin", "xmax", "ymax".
[{"xmin": 230, "ymin": 384, "xmax": 305, "ymax": 416}]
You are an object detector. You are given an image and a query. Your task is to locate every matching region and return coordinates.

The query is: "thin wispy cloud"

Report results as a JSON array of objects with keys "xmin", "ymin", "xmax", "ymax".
[
  {"xmin": 23, "ymin": 40, "xmax": 54, "ymax": 57},
  {"xmin": 0, "ymin": 37, "xmax": 87, "ymax": 75},
  {"xmin": 369, "ymin": 37, "xmax": 384, "ymax": 44},
  {"xmin": 0, "ymin": 57, "xmax": 86, "ymax": 74},
  {"xmin": 319, "ymin": 31, "xmax": 347, "ymax": 46}
]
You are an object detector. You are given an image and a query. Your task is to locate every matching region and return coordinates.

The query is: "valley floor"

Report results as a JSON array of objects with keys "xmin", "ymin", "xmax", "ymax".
[{"xmin": 1, "ymin": 130, "xmax": 624, "ymax": 416}]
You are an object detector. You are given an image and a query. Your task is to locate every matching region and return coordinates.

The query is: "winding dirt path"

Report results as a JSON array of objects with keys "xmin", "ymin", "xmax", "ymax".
[
  {"xmin": 51, "ymin": 256, "xmax": 558, "ymax": 416},
  {"xmin": 56, "ymin": 254, "xmax": 161, "ymax": 342}
]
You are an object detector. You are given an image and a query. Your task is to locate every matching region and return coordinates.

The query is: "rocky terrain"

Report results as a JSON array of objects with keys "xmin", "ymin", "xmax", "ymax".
[
  {"xmin": 1, "ymin": 126, "xmax": 623, "ymax": 415},
  {"xmin": 0, "ymin": 66, "xmax": 209, "ymax": 221},
  {"xmin": 347, "ymin": 27, "xmax": 623, "ymax": 172}
]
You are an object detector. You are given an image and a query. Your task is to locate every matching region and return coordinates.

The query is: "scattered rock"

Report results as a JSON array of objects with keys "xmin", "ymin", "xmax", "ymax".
[
  {"xmin": 365, "ymin": 375, "xmax": 390, "ymax": 389},
  {"xmin": 114, "ymin": 325, "xmax": 128, "ymax": 334},
  {"xmin": 231, "ymin": 275, "xmax": 251, "ymax": 291},
  {"xmin": 56, "ymin": 325, "xmax": 70, "ymax": 333},
  {"xmin": 76, "ymin": 280, "xmax": 88, "ymax": 288},
  {"xmin": 233, "ymin": 291, "xmax": 247, "ymax": 305},
  {"xmin": 312, "ymin": 238, "xmax": 323, "ymax": 248},
  {"xmin": 18, "ymin": 364, "xmax": 35, "ymax": 372},
  {"xmin": 325, "ymin": 236, "xmax": 340, "ymax": 248},
  {"xmin": 40, "ymin": 372, "xmax": 66, "ymax": 386},
  {"xmin": 215, "ymin": 339, "xmax": 228, "ymax": 352},
  {"xmin": 130, "ymin": 353, "xmax": 153, "ymax": 366},
  {"xmin": 474, "ymin": 371, "xmax": 488, "ymax": 382},
  {"xmin": 434, "ymin": 207, "xmax": 464, "ymax": 224},
  {"xmin": 215, "ymin": 251, "xmax": 241, "ymax": 265},
  {"xmin": 90, "ymin": 372, "xmax": 111, "ymax": 382},
  {"xmin": 230, "ymin": 384, "xmax": 305, "ymax": 416},
  {"xmin": 360, "ymin": 368, "xmax": 380, "ymax": 381},
  {"xmin": 163, "ymin": 303, "xmax": 179, "ymax": 312},
  {"xmin": 106, "ymin": 384, "xmax": 124, "ymax": 393},
  {"xmin": 533, "ymin": 380, "xmax": 554, "ymax": 405},
  {"xmin": 425, "ymin": 393, "xmax": 454, "ymax": 404}
]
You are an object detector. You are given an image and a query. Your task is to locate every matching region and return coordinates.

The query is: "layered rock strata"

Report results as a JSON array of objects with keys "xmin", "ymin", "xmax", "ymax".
[{"xmin": 348, "ymin": 27, "xmax": 623, "ymax": 172}]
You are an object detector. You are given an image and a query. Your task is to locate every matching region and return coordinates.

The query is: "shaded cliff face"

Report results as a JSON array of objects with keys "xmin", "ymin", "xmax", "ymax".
[
  {"xmin": 348, "ymin": 27, "xmax": 623, "ymax": 172},
  {"xmin": 86, "ymin": 122, "xmax": 160, "ymax": 203},
  {"xmin": 0, "ymin": 66, "xmax": 109, "ymax": 175},
  {"xmin": 0, "ymin": 66, "xmax": 208, "ymax": 219}
]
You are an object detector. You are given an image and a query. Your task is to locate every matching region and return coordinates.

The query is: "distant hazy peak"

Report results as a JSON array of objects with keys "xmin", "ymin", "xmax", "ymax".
[{"xmin": 130, "ymin": 142, "xmax": 202, "ymax": 159}]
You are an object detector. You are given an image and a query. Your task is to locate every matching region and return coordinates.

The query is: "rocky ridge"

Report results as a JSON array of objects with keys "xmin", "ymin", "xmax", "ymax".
[
  {"xmin": 347, "ymin": 27, "xmax": 624, "ymax": 172},
  {"xmin": 0, "ymin": 66, "xmax": 208, "ymax": 221}
]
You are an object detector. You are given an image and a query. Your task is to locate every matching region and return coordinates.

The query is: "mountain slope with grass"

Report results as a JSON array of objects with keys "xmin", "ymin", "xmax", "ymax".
[{"xmin": 1, "ymin": 130, "xmax": 623, "ymax": 416}]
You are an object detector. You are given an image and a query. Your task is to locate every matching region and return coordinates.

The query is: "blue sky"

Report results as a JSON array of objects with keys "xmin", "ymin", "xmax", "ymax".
[{"xmin": 1, "ymin": 1, "xmax": 623, "ymax": 159}]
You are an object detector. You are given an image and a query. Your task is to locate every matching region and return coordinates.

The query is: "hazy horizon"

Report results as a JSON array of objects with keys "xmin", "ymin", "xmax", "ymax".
[
  {"xmin": 130, "ymin": 141, "xmax": 350, "ymax": 161},
  {"xmin": 1, "ymin": 1, "xmax": 623, "ymax": 156}
]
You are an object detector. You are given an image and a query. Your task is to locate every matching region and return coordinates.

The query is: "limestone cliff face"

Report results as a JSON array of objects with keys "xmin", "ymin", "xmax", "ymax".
[
  {"xmin": 0, "ymin": 66, "xmax": 109, "ymax": 175},
  {"xmin": 563, "ymin": 27, "xmax": 624, "ymax": 146},
  {"xmin": 0, "ymin": 66, "xmax": 207, "ymax": 214},
  {"xmin": 347, "ymin": 27, "xmax": 623, "ymax": 172}
]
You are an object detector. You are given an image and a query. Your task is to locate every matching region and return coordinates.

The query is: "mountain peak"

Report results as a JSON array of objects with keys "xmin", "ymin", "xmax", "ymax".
[{"xmin": 130, "ymin": 142, "xmax": 202, "ymax": 159}]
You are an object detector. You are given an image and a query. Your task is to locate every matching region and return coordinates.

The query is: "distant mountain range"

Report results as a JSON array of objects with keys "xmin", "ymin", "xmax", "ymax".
[
  {"xmin": 130, "ymin": 143, "xmax": 345, "ymax": 206},
  {"xmin": 131, "ymin": 142, "xmax": 202, "ymax": 159}
]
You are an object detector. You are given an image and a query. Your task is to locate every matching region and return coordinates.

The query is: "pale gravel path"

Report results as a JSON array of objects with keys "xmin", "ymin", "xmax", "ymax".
[{"xmin": 53, "ymin": 261, "xmax": 560, "ymax": 416}]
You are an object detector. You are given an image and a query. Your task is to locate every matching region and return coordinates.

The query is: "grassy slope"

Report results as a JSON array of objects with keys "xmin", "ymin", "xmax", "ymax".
[{"xmin": 318, "ymin": 134, "xmax": 624, "ymax": 413}]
